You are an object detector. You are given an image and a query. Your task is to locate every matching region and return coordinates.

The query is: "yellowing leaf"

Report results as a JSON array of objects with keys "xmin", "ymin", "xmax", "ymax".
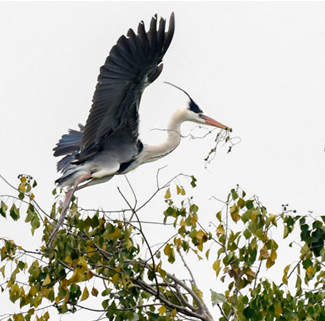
[
  {"xmin": 80, "ymin": 287, "xmax": 89, "ymax": 301},
  {"xmin": 29, "ymin": 285, "xmax": 37, "ymax": 296},
  {"xmin": 42, "ymin": 274, "xmax": 51, "ymax": 286},
  {"xmin": 112, "ymin": 273, "xmax": 120, "ymax": 284},
  {"xmin": 91, "ymin": 287, "xmax": 99, "ymax": 297},
  {"xmin": 306, "ymin": 266, "xmax": 313, "ymax": 278},
  {"xmin": 0, "ymin": 266, "xmax": 5, "ymax": 278},
  {"xmin": 284, "ymin": 264, "xmax": 290, "ymax": 273},
  {"xmin": 266, "ymin": 257, "xmax": 275, "ymax": 269},
  {"xmin": 300, "ymin": 243, "xmax": 309, "ymax": 259},
  {"xmin": 230, "ymin": 204, "xmax": 240, "ymax": 223},
  {"xmin": 274, "ymin": 304, "xmax": 283, "ymax": 315},
  {"xmin": 250, "ymin": 238, "xmax": 257, "ymax": 250},
  {"xmin": 60, "ymin": 278, "xmax": 69, "ymax": 289},
  {"xmin": 245, "ymin": 269, "xmax": 256, "ymax": 281},
  {"xmin": 164, "ymin": 243, "xmax": 171, "ymax": 256},
  {"xmin": 164, "ymin": 243, "xmax": 175, "ymax": 263},
  {"xmin": 216, "ymin": 224, "xmax": 225, "ymax": 235},
  {"xmin": 110, "ymin": 228, "xmax": 122, "ymax": 239},
  {"xmin": 269, "ymin": 214, "xmax": 277, "ymax": 224},
  {"xmin": 15, "ymin": 314, "xmax": 24, "ymax": 321},
  {"xmin": 196, "ymin": 230, "xmax": 206, "ymax": 240},
  {"xmin": 19, "ymin": 184, "xmax": 26, "ymax": 193},
  {"xmin": 174, "ymin": 237, "xmax": 181, "ymax": 247},
  {"xmin": 158, "ymin": 305, "xmax": 166, "ymax": 316},
  {"xmin": 69, "ymin": 268, "xmax": 84, "ymax": 283},
  {"xmin": 224, "ymin": 267, "xmax": 230, "ymax": 273},
  {"xmin": 164, "ymin": 188, "xmax": 171, "ymax": 199},
  {"xmin": 158, "ymin": 267, "xmax": 166, "ymax": 279},
  {"xmin": 87, "ymin": 270, "xmax": 94, "ymax": 281},
  {"xmin": 176, "ymin": 185, "xmax": 181, "ymax": 195},
  {"xmin": 64, "ymin": 255, "xmax": 72, "ymax": 264},
  {"xmin": 213, "ymin": 260, "xmax": 221, "ymax": 276},
  {"xmin": 270, "ymin": 249, "xmax": 277, "ymax": 261},
  {"xmin": 27, "ymin": 308, "xmax": 35, "ymax": 316},
  {"xmin": 282, "ymin": 273, "xmax": 288, "ymax": 285},
  {"xmin": 259, "ymin": 245, "xmax": 270, "ymax": 259}
]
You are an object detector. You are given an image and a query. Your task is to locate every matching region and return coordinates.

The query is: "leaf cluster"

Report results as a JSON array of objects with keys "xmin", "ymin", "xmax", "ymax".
[{"xmin": 1, "ymin": 175, "xmax": 325, "ymax": 321}]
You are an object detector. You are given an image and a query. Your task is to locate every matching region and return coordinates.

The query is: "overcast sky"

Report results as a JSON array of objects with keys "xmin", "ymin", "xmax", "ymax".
[{"xmin": 1, "ymin": 2, "xmax": 325, "ymax": 320}]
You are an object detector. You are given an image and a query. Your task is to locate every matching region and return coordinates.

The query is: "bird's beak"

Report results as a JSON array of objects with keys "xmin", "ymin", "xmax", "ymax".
[{"xmin": 203, "ymin": 115, "xmax": 232, "ymax": 132}]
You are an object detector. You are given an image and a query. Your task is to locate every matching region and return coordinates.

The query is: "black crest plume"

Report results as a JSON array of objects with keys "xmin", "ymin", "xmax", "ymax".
[{"xmin": 164, "ymin": 82, "xmax": 203, "ymax": 114}]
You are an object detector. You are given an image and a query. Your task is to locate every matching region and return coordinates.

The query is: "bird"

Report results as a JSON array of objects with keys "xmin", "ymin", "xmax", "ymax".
[{"xmin": 49, "ymin": 13, "xmax": 231, "ymax": 245}]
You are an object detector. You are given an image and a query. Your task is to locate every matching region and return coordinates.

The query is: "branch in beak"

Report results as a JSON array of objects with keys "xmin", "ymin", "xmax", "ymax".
[{"xmin": 203, "ymin": 115, "xmax": 232, "ymax": 132}]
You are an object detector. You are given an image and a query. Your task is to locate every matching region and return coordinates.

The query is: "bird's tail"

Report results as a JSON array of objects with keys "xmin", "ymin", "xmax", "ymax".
[{"xmin": 53, "ymin": 124, "xmax": 84, "ymax": 172}]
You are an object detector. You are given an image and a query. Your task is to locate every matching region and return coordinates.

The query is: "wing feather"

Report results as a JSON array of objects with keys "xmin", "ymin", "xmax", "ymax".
[{"xmin": 55, "ymin": 13, "xmax": 175, "ymax": 169}]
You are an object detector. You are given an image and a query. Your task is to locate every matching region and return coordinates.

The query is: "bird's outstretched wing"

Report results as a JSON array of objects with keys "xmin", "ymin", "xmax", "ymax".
[{"xmin": 76, "ymin": 13, "xmax": 175, "ymax": 162}]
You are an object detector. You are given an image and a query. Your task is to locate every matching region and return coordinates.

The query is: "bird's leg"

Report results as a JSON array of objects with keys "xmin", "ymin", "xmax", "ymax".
[{"xmin": 48, "ymin": 173, "xmax": 92, "ymax": 246}]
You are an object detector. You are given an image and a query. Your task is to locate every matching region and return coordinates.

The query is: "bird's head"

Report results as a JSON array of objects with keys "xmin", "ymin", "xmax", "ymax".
[
  {"xmin": 186, "ymin": 99, "xmax": 231, "ymax": 131},
  {"xmin": 165, "ymin": 82, "xmax": 232, "ymax": 132}
]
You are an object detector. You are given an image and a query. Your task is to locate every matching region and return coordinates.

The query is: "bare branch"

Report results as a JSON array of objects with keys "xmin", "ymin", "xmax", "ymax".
[{"xmin": 117, "ymin": 186, "xmax": 160, "ymax": 297}]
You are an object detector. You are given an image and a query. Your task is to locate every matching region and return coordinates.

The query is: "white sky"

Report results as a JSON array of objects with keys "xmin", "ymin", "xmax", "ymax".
[{"xmin": 1, "ymin": 2, "xmax": 325, "ymax": 320}]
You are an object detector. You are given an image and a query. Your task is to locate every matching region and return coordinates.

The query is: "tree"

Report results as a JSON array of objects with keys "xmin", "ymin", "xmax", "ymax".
[{"xmin": 1, "ymin": 173, "xmax": 325, "ymax": 321}]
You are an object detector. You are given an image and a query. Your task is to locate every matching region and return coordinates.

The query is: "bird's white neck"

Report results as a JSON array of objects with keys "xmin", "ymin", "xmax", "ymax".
[{"xmin": 140, "ymin": 107, "xmax": 187, "ymax": 164}]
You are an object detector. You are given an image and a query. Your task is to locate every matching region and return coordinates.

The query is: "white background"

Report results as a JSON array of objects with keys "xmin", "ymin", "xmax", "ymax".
[{"xmin": 1, "ymin": 2, "xmax": 325, "ymax": 320}]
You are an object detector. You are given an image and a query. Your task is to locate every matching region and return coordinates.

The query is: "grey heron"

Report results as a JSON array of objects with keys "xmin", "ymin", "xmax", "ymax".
[{"xmin": 49, "ymin": 13, "xmax": 231, "ymax": 245}]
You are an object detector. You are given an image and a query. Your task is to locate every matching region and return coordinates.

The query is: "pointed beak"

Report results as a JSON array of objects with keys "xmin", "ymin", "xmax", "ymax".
[{"xmin": 203, "ymin": 115, "xmax": 232, "ymax": 132}]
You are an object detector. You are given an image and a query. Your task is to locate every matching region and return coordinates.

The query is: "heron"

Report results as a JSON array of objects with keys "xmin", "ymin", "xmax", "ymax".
[{"xmin": 49, "ymin": 13, "xmax": 231, "ymax": 245}]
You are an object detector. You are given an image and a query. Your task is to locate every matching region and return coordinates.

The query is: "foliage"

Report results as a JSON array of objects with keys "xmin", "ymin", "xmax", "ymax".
[{"xmin": 1, "ymin": 174, "xmax": 325, "ymax": 321}]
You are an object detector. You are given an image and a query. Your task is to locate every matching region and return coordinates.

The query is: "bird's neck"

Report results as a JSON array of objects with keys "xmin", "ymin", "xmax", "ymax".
[{"xmin": 141, "ymin": 107, "xmax": 186, "ymax": 163}]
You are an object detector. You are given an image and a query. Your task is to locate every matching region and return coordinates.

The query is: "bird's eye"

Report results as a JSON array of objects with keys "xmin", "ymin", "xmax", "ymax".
[{"xmin": 198, "ymin": 113, "xmax": 203, "ymax": 118}]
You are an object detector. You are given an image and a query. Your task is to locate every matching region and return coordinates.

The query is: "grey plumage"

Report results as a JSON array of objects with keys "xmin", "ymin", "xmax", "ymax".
[
  {"xmin": 49, "ymin": 13, "xmax": 230, "ymax": 246},
  {"xmin": 53, "ymin": 13, "xmax": 175, "ymax": 187}
]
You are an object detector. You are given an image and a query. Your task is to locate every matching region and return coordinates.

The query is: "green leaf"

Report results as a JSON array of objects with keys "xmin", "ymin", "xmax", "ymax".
[
  {"xmin": 0, "ymin": 201, "xmax": 7, "ymax": 217},
  {"xmin": 216, "ymin": 211, "xmax": 222, "ymax": 222},
  {"xmin": 243, "ymin": 229, "xmax": 252, "ymax": 239},
  {"xmin": 231, "ymin": 189, "xmax": 238, "ymax": 200},
  {"xmin": 210, "ymin": 290, "xmax": 226, "ymax": 306},
  {"xmin": 190, "ymin": 176, "xmax": 197, "ymax": 187},
  {"xmin": 31, "ymin": 215, "xmax": 40, "ymax": 230},
  {"xmin": 17, "ymin": 261, "xmax": 26, "ymax": 271},
  {"xmin": 10, "ymin": 204, "xmax": 20, "ymax": 221},
  {"xmin": 242, "ymin": 209, "xmax": 252, "ymax": 223},
  {"xmin": 190, "ymin": 204, "xmax": 199, "ymax": 213}
]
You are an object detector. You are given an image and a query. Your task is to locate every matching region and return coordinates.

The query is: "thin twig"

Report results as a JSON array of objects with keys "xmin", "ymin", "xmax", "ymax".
[{"xmin": 117, "ymin": 186, "xmax": 160, "ymax": 297}]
